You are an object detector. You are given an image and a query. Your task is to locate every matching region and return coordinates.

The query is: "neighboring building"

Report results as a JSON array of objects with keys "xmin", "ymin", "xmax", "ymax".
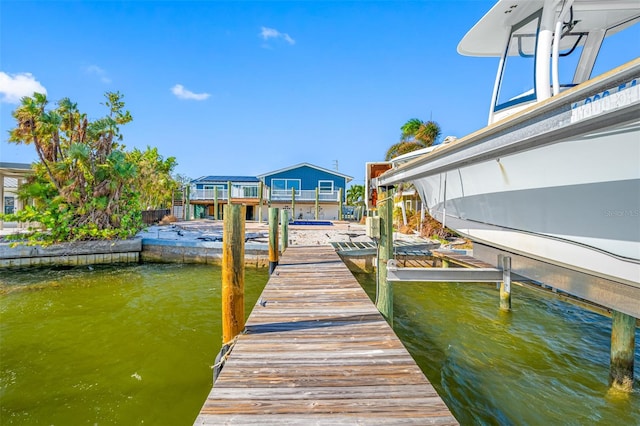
[
  {"xmin": 258, "ymin": 163, "xmax": 352, "ymax": 221},
  {"xmin": 190, "ymin": 176, "xmax": 261, "ymax": 220},
  {"xmin": 0, "ymin": 162, "xmax": 33, "ymax": 229},
  {"xmin": 188, "ymin": 163, "xmax": 353, "ymax": 221}
]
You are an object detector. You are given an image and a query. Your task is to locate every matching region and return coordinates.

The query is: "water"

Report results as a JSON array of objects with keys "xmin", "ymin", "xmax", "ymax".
[
  {"xmin": 353, "ymin": 272, "xmax": 640, "ymax": 425},
  {"xmin": 2, "ymin": 264, "xmax": 638, "ymax": 425},
  {"xmin": 0, "ymin": 264, "xmax": 268, "ymax": 425}
]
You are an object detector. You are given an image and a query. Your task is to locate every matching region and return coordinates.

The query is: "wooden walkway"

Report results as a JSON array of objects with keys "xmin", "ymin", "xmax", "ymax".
[{"xmin": 195, "ymin": 245, "xmax": 457, "ymax": 425}]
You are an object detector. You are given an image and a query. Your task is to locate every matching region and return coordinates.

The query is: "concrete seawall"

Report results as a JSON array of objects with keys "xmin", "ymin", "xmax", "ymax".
[
  {"xmin": 141, "ymin": 238, "xmax": 269, "ymax": 267},
  {"xmin": 0, "ymin": 239, "xmax": 141, "ymax": 268},
  {"xmin": 0, "ymin": 238, "xmax": 270, "ymax": 269}
]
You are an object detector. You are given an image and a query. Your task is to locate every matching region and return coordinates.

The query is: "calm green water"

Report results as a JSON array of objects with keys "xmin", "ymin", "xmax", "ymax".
[
  {"xmin": 2, "ymin": 264, "xmax": 638, "ymax": 425},
  {"xmin": 0, "ymin": 263, "xmax": 268, "ymax": 425},
  {"xmin": 353, "ymin": 272, "xmax": 640, "ymax": 425}
]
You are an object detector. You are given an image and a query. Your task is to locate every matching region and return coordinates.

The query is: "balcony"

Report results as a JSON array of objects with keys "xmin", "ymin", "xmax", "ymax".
[
  {"xmin": 190, "ymin": 187, "xmax": 341, "ymax": 203},
  {"xmin": 270, "ymin": 189, "xmax": 339, "ymax": 202},
  {"xmin": 191, "ymin": 185, "xmax": 259, "ymax": 201}
]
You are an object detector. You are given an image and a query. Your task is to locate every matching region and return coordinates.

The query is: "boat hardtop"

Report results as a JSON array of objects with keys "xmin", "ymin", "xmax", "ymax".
[{"xmin": 458, "ymin": 0, "xmax": 639, "ymax": 57}]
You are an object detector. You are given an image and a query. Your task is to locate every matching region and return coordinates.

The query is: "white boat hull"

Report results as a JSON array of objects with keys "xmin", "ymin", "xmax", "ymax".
[
  {"xmin": 379, "ymin": 61, "xmax": 640, "ymax": 293},
  {"xmin": 419, "ymin": 119, "xmax": 640, "ymax": 286}
]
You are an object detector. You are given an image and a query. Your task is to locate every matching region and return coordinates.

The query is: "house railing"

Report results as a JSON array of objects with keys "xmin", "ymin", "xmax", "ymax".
[
  {"xmin": 190, "ymin": 186, "xmax": 260, "ymax": 201},
  {"xmin": 190, "ymin": 186, "xmax": 340, "ymax": 202},
  {"xmin": 270, "ymin": 189, "xmax": 339, "ymax": 202}
]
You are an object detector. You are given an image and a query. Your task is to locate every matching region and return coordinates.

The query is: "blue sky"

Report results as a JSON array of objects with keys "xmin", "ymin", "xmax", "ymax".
[
  {"xmin": 1, "ymin": 1, "xmax": 635, "ymax": 186},
  {"xmin": 0, "ymin": 0, "xmax": 500, "ymax": 185}
]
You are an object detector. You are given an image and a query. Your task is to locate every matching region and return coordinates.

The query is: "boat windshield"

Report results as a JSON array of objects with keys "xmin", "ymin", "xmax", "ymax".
[
  {"xmin": 495, "ymin": 11, "xmax": 541, "ymax": 112},
  {"xmin": 555, "ymin": 32, "xmax": 585, "ymax": 88},
  {"xmin": 591, "ymin": 16, "xmax": 640, "ymax": 78}
]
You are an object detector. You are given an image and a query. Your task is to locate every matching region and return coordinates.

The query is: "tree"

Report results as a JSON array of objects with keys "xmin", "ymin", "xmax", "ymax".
[
  {"xmin": 385, "ymin": 118, "xmax": 441, "ymax": 160},
  {"xmin": 2, "ymin": 92, "xmax": 173, "ymax": 244},
  {"xmin": 384, "ymin": 118, "xmax": 441, "ymax": 225},
  {"xmin": 127, "ymin": 147, "xmax": 178, "ymax": 209},
  {"xmin": 346, "ymin": 184, "xmax": 365, "ymax": 206}
]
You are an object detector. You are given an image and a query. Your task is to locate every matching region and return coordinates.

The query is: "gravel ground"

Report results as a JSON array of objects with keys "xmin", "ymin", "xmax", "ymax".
[{"xmin": 138, "ymin": 219, "xmax": 434, "ymax": 246}]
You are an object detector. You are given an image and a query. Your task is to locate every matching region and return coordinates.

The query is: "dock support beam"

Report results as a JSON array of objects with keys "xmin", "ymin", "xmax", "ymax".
[
  {"xmin": 500, "ymin": 255, "xmax": 512, "ymax": 311},
  {"xmin": 268, "ymin": 207, "xmax": 279, "ymax": 275},
  {"xmin": 609, "ymin": 310, "xmax": 636, "ymax": 391},
  {"xmin": 376, "ymin": 188, "xmax": 394, "ymax": 326},
  {"xmin": 281, "ymin": 209, "xmax": 289, "ymax": 253},
  {"xmin": 221, "ymin": 203, "xmax": 245, "ymax": 345}
]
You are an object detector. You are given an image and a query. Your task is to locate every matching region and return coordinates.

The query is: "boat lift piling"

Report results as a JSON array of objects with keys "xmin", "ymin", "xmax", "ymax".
[
  {"xmin": 375, "ymin": 188, "xmax": 394, "ymax": 326},
  {"xmin": 499, "ymin": 254, "xmax": 512, "ymax": 311},
  {"xmin": 610, "ymin": 310, "xmax": 636, "ymax": 392},
  {"xmin": 378, "ymin": 231, "xmax": 637, "ymax": 391}
]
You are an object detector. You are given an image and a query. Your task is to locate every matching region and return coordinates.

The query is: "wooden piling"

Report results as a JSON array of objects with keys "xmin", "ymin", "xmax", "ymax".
[
  {"xmin": 315, "ymin": 187, "xmax": 320, "ymax": 220},
  {"xmin": 500, "ymin": 255, "xmax": 512, "ymax": 311},
  {"xmin": 291, "ymin": 188, "xmax": 296, "ymax": 220},
  {"xmin": 281, "ymin": 209, "xmax": 289, "ymax": 253},
  {"xmin": 214, "ymin": 187, "xmax": 219, "ymax": 220},
  {"xmin": 258, "ymin": 182, "xmax": 264, "ymax": 223},
  {"xmin": 183, "ymin": 185, "xmax": 190, "ymax": 221},
  {"xmin": 227, "ymin": 181, "xmax": 232, "ymax": 206},
  {"xmin": 338, "ymin": 187, "xmax": 343, "ymax": 220},
  {"xmin": 221, "ymin": 203, "xmax": 245, "ymax": 344},
  {"xmin": 268, "ymin": 207, "xmax": 279, "ymax": 275},
  {"xmin": 376, "ymin": 188, "xmax": 394, "ymax": 326},
  {"xmin": 609, "ymin": 310, "xmax": 636, "ymax": 391}
]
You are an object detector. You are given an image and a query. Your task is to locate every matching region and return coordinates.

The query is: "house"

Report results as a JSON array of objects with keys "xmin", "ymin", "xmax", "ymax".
[
  {"xmin": 187, "ymin": 163, "xmax": 353, "ymax": 222},
  {"xmin": 257, "ymin": 163, "xmax": 352, "ymax": 221},
  {"xmin": 190, "ymin": 175, "xmax": 262, "ymax": 220},
  {"xmin": 0, "ymin": 162, "xmax": 33, "ymax": 230}
]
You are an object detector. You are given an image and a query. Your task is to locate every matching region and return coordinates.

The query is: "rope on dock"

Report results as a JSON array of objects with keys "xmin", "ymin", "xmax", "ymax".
[{"xmin": 213, "ymin": 333, "xmax": 241, "ymax": 382}]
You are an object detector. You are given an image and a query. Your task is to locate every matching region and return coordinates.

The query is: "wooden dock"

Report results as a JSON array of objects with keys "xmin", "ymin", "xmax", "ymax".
[{"xmin": 195, "ymin": 245, "xmax": 458, "ymax": 425}]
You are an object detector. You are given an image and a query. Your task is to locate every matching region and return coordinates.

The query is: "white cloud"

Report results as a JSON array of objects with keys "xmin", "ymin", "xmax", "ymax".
[
  {"xmin": 260, "ymin": 26, "xmax": 295, "ymax": 45},
  {"xmin": 0, "ymin": 72, "xmax": 47, "ymax": 104},
  {"xmin": 85, "ymin": 65, "xmax": 111, "ymax": 83},
  {"xmin": 171, "ymin": 84, "xmax": 210, "ymax": 101}
]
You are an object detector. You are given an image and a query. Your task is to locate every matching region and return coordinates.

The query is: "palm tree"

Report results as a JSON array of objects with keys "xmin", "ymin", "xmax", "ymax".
[
  {"xmin": 384, "ymin": 118, "xmax": 441, "ymax": 226},
  {"xmin": 346, "ymin": 184, "xmax": 364, "ymax": 206},
  {"xmin": 346, "ymin": 184, "xmax": 365, "ymax": 221},
  {"xmin": 385, "ymin": 118, "xmax": 441, "ymax": 160}
]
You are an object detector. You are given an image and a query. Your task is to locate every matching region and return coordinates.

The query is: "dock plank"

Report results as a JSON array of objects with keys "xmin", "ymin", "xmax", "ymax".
[{"xmin": 194, "ymin": 245, "xmax": 458, "ymax": 425}]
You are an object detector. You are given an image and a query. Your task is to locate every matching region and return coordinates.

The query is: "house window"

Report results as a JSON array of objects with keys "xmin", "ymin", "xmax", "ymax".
[
  {"xmin": 272, "ymin": 179, "xmax": 300, "ymax": 191},
  {"xmin": 4, "ymin": 196, "xmax": 14, "ymax": 214},
  {"xmin": 318, "ymin": 180, "xmax": 334, "ymax": 193}
]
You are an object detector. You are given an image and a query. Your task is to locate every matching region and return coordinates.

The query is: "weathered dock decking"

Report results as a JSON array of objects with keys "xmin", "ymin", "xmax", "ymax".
[{"xmin": 195, "ymin": 245, "xmax": 457, "ymax": 425}]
